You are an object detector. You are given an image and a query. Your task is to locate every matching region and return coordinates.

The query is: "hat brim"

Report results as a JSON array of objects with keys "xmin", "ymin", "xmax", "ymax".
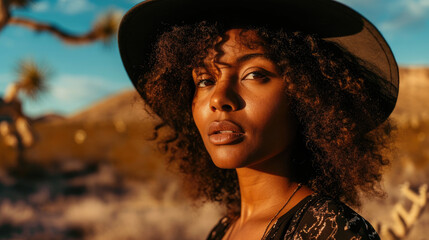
[{"xmin": 118, "ymin": 0, "xmax": 399, "ymax": 127}]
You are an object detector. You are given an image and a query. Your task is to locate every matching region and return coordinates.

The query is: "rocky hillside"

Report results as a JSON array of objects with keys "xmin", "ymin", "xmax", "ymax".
[
  {"xmin": 393, "ymin": 67, "xmax": 429, "ymax": 126},
  {"xmin": 67, "ymin": 90, "xmax": 158, "ymax": 123},
  {"xmin": 1, "ymin": 89, "xmax": 171, "ymax": 180}
]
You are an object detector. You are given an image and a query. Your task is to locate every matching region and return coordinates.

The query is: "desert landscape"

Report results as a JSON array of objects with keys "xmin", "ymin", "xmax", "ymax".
[{"xmin": 0, "ymin": 67, "xmax": 428, "ymax": 240}]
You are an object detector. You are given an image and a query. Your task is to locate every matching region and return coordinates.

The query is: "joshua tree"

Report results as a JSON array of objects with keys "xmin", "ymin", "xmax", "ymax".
[
  {"xmin": 0, "ymin": 0, "xmax": 122, "ymax": 159},
  {"xmin": 1, "ymin": 60, "xmax": 48, "ymax": 148}
]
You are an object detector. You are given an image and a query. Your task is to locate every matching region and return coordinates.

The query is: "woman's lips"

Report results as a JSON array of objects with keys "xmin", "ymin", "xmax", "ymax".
[{"xmin": 208, "ymin": 120, "xmax": 245, "ymax": 145}]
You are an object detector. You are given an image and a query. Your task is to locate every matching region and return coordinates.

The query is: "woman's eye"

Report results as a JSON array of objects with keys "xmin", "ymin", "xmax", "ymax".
[
  {"xmin": 243, "ymin": 71, "xmax": 268, "ymax": 80},
  {"xmin": 196, "ymin": 79, "xmax": 215, "ymax": 88}
]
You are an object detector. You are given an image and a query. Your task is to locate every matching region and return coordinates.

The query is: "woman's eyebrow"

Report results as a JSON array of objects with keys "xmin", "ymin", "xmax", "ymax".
[{"xmin": 215, "ymin": 53, "xmax": 274, "ymax": 66}]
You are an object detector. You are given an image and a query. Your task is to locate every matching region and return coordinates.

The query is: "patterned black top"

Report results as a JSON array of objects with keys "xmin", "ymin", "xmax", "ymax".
[{"xmin": 207, "ymin": 194, "xmax": 380, "ymax": 240}]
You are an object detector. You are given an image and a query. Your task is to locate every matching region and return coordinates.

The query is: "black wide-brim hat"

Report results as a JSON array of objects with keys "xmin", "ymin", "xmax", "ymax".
[{"xmin": 118, "ymin": 0, "xmax": 399, "ymax": 128}]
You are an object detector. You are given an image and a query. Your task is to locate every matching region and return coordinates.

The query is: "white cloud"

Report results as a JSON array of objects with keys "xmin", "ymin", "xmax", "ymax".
[
  {"xmin": 12, "ymin": 74, "xmax": 128, "ymax": 116},
  {"xmin": 50, "ymin": 74, "xmax": 114, "ymax": 102},
  {"xmin": 381, "ymin": 0, "xmax": 429, "ymax": 31},
  {"xmin": 30, "ymin": 1, "xmax": 50, "ymax": 13},
  {"xmin": 56, "ymin": 0, "xmax": 95, "ymax": 15}
]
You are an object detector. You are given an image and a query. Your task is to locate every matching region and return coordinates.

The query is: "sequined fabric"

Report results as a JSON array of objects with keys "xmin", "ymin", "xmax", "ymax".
[{"xmin": 207, "ymin": 194, "xmax": 380, "ymax": 240}]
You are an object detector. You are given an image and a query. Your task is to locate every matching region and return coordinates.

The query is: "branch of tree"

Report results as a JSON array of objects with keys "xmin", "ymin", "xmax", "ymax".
[
  {"xmin": 8, "ymin": 17, "xmax": 105, "ymax": 45},
  {"xmin": 0, "ymin": 0, "xmax": 11, "ymax": 32}
]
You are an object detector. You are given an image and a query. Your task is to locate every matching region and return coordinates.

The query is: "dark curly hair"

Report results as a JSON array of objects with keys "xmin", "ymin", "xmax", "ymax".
[{"xmin": 138, "ymin": 22, "xmax": 394, "ymax": 216}]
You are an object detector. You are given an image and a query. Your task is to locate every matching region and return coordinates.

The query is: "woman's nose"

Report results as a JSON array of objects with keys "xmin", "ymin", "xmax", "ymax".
[{"xmin": 210, "ymin": 82, "xmax": 242, "ymax": 112}]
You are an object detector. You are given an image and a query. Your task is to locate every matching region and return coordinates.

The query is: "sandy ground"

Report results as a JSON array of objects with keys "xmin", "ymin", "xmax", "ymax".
[{"xmin": 0, "ymin": 160, "xmax": 222, "ymax": 240}]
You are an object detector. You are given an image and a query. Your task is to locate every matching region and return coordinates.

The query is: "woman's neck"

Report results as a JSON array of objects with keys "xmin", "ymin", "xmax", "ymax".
[
  {"xmin": 234, "ymin": 151, "xmax": 313, "ymax": 224},
  {"xmin": 237, "ymin": 168, "xmax": 296, "ymax": 221}
]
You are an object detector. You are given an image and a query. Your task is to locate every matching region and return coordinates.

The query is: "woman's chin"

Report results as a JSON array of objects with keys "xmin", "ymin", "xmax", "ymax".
[
  {"xmin": 211, "ymin": 160, "xmax": 243, "ymax": 169},
  {"xmin": 208, "ymin": 155, "xmax": 240, "ymax": 169},
  {"xmin": 209, "ymin": 154, "xmax": 251, "ymax": 169}
]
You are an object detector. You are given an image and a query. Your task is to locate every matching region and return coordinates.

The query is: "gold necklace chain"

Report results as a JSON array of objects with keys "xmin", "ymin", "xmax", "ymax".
[
  {"xmin": 260, "ymin": 183, "xmax": 302, "ymax": 240},
  {"xmin": 224, "ymin": 183, "xmax": 302, "ymax": 240}
]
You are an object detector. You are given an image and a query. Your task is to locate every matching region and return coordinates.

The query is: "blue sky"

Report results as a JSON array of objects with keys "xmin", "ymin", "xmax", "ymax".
[{"xmin": 0, "ymin": 0, "xmax": 428, "ymax": 117}]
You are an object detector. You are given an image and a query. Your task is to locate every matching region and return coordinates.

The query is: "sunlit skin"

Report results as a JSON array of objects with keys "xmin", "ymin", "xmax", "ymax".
[{"xmin": 191, "ymin": 29, "xmax": 314, "ymax": 240}]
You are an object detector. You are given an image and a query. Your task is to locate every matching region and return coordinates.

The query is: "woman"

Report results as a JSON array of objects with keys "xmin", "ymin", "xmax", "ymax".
[{"xmin": 118, "ymin": 0, "xmax": 399, "ymax": 239}]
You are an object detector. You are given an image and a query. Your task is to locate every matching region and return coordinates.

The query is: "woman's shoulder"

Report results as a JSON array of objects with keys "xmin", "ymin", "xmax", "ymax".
[
  {"xmin": 283, "ymin": 194, "xmax": 380, "ymax": 240},
  {"xmin": 206, "ymin": 194, "xmax": 381, "ymax": 240}
]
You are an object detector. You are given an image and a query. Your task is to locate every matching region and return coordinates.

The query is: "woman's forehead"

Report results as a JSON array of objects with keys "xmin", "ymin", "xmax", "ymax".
[{"xmin": 199, "ymin": 29, "xmax": 266, "ymax": 67}]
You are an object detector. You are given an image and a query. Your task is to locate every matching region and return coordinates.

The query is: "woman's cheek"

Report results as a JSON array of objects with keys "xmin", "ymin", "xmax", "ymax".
[{"xmin": 192, "ymin": 97, "xmax": 208, "ymax": 137}]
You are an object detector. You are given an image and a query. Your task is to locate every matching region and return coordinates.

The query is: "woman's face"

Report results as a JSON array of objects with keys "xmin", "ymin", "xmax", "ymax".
[{"xmin": 191, "ymin": 29, "xmax": 297, "ymax": 169}]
